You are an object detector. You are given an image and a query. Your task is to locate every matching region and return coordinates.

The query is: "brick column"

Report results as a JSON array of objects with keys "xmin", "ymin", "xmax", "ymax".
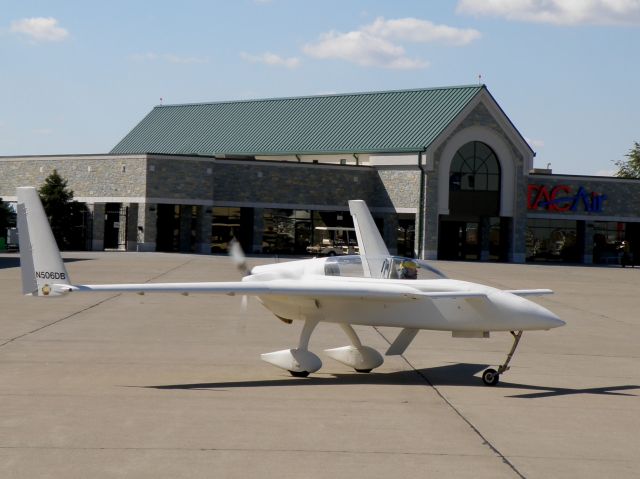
[
  {"xmin": 581, "ymin": 221, "xmax": 593, "ymax": 264},
  {"xmin": 89, "ymin": 203, "xmax": 105, "ymax": 251},
  {"xmin": 137, "ymin": 203, "xmax": 157, "ymax": 252},
  {"xmin": 125, "ymin": 203, "xmax": 138, "ymax": 252},
  {"xmin": 424, "ymin": 173, "xmax": 439, "ymax": 260},
  {"xmin": 382, "ymin": 213, "xmax": 398, "ymax": 255},
  {"xmin": 479, "ymin": 217, "xmax": 491, "ymax": 261},
  {"xmin": 195, "ymin": 206, "xmax": 212, "ymax": 254},
  {"xmin": 179, "ymin": 205, "xmax": 192, "ymax": 253},
  {"xmin": 252, "ymin": 208, "xmax": 264, "ymax": 253}
]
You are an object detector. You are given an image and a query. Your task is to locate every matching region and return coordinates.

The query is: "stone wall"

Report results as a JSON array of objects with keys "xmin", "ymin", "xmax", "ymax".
[
  {"xmin": 374, "ymin": 167, "xmax": 420, "ymax": 210},
  {"xmin": 0, "ymin": 155, "xmax": 147, "ymax": 199},
  {"xmin": 1, "ymin": 154, "xmax": 420, "ymax": 212},
  {"xmin": 146, "ymin": 156, "xmax": 214, "ymax": 202},
  {"xmin": 210, "ymin": 160, "xmax": 381, "ymax": 209}
]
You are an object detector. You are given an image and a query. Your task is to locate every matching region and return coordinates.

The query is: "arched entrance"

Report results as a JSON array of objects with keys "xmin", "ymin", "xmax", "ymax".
[{"xmin": 438, "ymin": 141, "xmax": 508, "ymax": 261}]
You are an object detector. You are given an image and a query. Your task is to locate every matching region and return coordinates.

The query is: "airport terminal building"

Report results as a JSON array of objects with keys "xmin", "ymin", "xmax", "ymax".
[{"xmin": 2, "ymin": 84, "xmax": 640, "ymax": 264}]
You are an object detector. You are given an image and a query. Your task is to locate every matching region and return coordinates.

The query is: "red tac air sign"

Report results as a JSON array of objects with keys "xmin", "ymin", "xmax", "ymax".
[{"xmin": 527, "ymin": 184, "xmax": 607, "ymax": 213}]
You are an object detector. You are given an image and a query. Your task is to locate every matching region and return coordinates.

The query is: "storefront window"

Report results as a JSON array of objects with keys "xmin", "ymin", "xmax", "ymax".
[
  {"xmin": 211, "ymin": 207, "xmax": 241, "ymax": 253},
  {"xmin": 261, "ymin": 209, "xmax": 361, "ymax": 255},
  {"xmin": 526, "ymin": 219, "xmax": 579, "ymax": 262},
  {"xmin": 307, "ymin": 211, "xmax": 357, "ymax": 256},
  {"xmin": 397, "ymin": 214, "xmax": 415, "ymax": 258},
  {"xmin": 593, "ymin": 222, "xmax": 625, "ymax": 264},
  {"xmin": 262, "ymin": 209, "xmax": 311, "ymax": 254}
]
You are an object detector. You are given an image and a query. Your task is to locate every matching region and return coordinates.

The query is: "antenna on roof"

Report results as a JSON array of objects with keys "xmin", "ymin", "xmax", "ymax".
[
  {"xmin": 159, "ymin": 97, "xmax": 163, "ymax": 106},
  {"xmin": 478, "ymin": 74, "xmax": 483, "ymax": 85}
]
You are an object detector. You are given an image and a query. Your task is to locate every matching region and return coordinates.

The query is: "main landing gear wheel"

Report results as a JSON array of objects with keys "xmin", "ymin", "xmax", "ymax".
[
  {"xmin": 355, "ymin": 368, "xmax": 372, "ymax": 373},
  {"xmin": 288, "ymin": 370, "xmax": 310, "ymax": 378},
  {"xmin": 482, "ymin": 368, "xmax": 499, "ymax": 386}
]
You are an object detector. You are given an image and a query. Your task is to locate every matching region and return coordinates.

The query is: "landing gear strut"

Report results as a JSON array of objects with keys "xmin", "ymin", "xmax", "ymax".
[{"xmin": 482, "ymin": 330, "xmax": 523, "ymax": 386}]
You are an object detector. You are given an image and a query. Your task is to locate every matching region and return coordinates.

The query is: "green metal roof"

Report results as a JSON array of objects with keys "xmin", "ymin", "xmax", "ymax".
[{"xmin": 111, "ymin": 85, "xmax": 485, "ymax": 156}]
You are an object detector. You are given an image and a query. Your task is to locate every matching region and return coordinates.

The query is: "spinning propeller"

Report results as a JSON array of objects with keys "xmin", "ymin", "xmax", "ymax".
[{"xmin": 228, "ymin": 239, "xmax": 250, "ymax": 311}]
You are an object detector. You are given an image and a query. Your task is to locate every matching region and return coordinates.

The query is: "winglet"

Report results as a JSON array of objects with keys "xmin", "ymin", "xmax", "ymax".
[
  {"xmin": 348, "ymin": 200, "xmax": 389, "ymax": 278},
  {"xmin": 16, "ymin": 187, "xmax": 71, "ymax": 296}
]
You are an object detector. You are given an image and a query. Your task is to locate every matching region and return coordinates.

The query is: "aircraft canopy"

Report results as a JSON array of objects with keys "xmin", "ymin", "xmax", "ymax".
[{"xmin": 323, "ymin": 255, "xmax": 447, "ymax": 280}]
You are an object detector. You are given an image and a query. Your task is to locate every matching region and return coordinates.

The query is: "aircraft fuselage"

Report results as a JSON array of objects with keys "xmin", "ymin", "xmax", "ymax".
[{"xmin": 246, "ymin": 257, "xmax": 562, "ymax": 332}]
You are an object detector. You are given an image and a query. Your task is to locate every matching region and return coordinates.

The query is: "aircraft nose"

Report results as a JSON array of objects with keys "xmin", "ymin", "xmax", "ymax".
[
  {"xmin": 494, "ymin": 292, "xmax": 565, "ymax": 330},
  {"xmin": 522, "ymin": 298, "xmax": 565, "ymax": 330},
  {"xmin": 537, "ymin": 306, "xmax": 565, "ymax": 329}
]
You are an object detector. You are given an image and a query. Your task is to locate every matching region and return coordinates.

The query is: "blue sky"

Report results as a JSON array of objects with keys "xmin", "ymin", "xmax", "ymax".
[{"xmin": 1, "ymin": 0, "xmax": 639, "ymax": 175}]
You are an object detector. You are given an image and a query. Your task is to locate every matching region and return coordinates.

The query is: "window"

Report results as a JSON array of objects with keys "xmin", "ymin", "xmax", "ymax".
[
  {"xmin": 211, "ymin": 207, "xmax": 241, "ymax": 253},
  {"xmin": 262, "ymin": 209, "xmax": 311, "ymax": 254},
  {"xmin": 450, "ymin": 141, "xmax": 500, "ymax": 192},
  {"xmin": 593, "ymin": 222, "xmax": 625, "ymax": 264},
  {"xmin": 526, "ymin": 218, "xmax": 578, "ymax": 262}
]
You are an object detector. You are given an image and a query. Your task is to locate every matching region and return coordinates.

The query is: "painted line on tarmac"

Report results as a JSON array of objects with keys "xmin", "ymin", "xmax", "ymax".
[{"xmin": 373, "ymin": 326, "xmax": 527, "ymax": 479}]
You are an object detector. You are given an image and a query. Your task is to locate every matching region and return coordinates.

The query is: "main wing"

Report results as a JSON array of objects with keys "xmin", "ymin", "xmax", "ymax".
[
  {"xmin": 15, "ymin": 186, "xmax": 492, "ymax": 304},
  {"xmin": 51, "ymin": 278, "xmax": 490, "ymax": 302}
]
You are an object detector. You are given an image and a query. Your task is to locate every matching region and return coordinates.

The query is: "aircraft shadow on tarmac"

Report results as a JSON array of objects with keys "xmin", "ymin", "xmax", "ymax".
[{"xmin": 143, "ymin": 362, "xmax": 639, "ymax": 399}]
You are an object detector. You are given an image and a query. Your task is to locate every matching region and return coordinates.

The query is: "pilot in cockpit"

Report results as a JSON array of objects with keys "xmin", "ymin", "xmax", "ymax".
[{"xmin": 399, "ymin": 260, "xmax": 418, "ymax": 279}]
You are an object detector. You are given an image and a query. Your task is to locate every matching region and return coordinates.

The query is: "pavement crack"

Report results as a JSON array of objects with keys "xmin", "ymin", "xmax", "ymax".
[
  {"xmin": 0, "ymin": 294, "xmax": 121, "ymax": 349},
  {"xmin": 0, "ymin": 257, "xmax": 196, "ymax": 349},
  {"xmin": 373, "ymin": 326, "xmax": 527, "ymax": 479}
]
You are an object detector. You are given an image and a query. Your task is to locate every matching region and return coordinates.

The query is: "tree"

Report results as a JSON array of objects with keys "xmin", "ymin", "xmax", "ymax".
[
  {"xmin": 38, "ymin": 170, "xmax": 87, "ymax": 249},
  {"xmin": 614, "ymin": 141, "xmax": 640, "ymax": 179}
]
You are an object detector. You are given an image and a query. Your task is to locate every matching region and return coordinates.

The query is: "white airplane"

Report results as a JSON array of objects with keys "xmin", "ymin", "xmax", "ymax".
[{"xmin": 16, "ymin": 186, "xmax": 564, "ymax": 386}]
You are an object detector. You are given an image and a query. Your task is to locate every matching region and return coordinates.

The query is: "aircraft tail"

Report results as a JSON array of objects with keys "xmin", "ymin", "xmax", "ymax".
[
  {"xmin": 348, "ymin": 200, "xmax": 389, "ymax": 278},
  {"xmin": 16, "ymin": 187, "xmax": 71, "ymax": 296}
]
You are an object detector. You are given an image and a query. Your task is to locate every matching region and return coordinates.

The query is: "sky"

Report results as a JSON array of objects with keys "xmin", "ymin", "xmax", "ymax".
[{"xmin": 1, "ymin": 0, "xmax": 639, "ymax": 176}]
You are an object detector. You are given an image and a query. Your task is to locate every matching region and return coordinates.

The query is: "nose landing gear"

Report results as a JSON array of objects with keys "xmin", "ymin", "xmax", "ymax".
[{"xmin": 482, "ymin": 330, "xmax": 523, "ymax": 386}]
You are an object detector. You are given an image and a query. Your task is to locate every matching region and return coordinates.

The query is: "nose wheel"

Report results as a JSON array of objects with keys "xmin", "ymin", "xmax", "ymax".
[
  {"xmin": 482, "ymin": 330, "xmax": 523, "ymax": 386},
  {"xmin": 482, "ymin": 368, "xmax": 500, "ymax": 386}
]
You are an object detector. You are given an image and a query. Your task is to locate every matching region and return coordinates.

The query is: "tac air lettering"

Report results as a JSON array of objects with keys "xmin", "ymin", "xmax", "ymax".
[
  {"xmin": 527, "ymin": 185, "xmax": 607, "ymax": 213},
  {"xmin": 35, "ymin": 271, "xmax": 67, "ymax": 280}
]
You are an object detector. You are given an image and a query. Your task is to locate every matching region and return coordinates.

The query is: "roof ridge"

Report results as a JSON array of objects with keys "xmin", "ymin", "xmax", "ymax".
[{"xmin": 155, "ymin": 84, "xmax": 485, "ymax": 109}]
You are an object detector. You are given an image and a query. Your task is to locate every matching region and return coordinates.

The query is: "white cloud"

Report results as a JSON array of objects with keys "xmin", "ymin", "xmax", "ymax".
[
  {"xmin": 303, "ymin": 17, "xmax": 480, "ymax": 70},
  {"xmin": 364, "ymin": 17, "xmax": 481, "ymax": 46},
  {"xmin": 240, "ymin": 52, "xmax": 301, "ymax": 69},
  {"xmin": 10, "ymin": 17, "xmax": 69, "ymax": 42},
  {"xmin": 129, "ymin": 52, "xmax": 209, "ymax": 64},
  {"xmin": 304, "ymin": 31, "xmax": 427, "ymax": 69},
  {"xmin": 457, "ymin": 0, "xmax": 640, "ymax": 26}
]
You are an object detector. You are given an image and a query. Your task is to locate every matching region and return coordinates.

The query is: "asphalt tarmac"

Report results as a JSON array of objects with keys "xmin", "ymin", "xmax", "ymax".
[{"xmin": 0, "ymin": 252, "xmax": 638, "ymax": 478}]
